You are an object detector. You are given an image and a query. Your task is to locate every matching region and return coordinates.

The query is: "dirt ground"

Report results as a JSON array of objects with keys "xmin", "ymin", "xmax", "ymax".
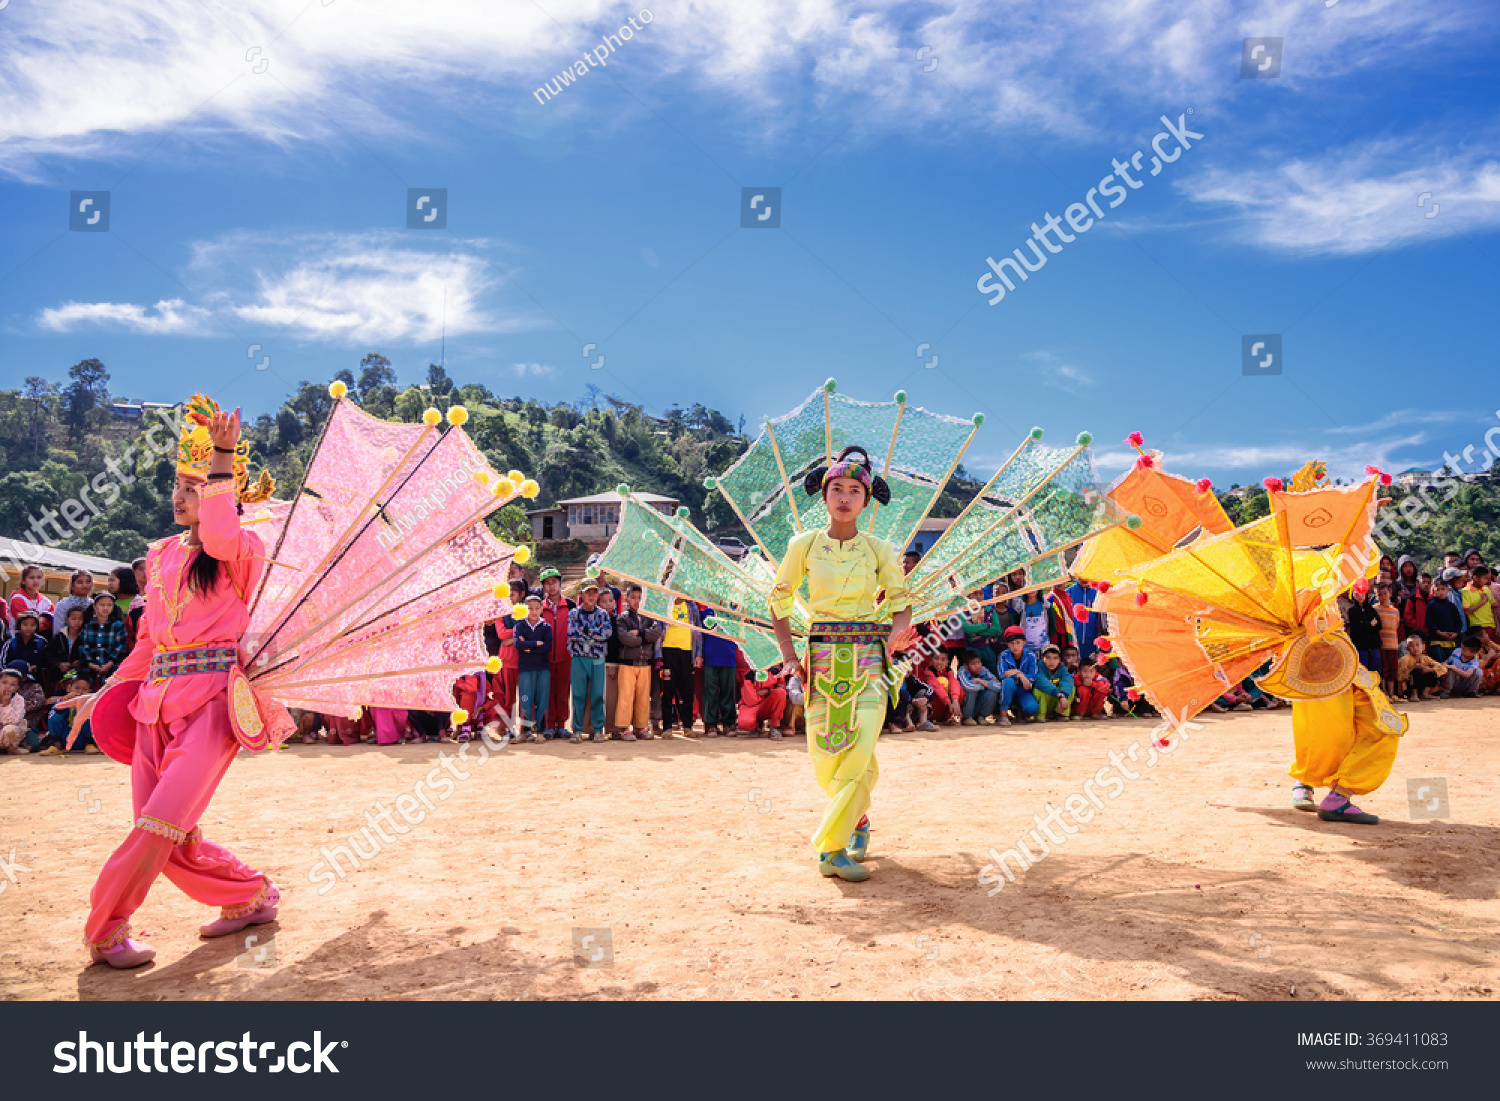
[{"xmin": 2, "ymin": 699, "xmax": 1497, "ymax": 1002}]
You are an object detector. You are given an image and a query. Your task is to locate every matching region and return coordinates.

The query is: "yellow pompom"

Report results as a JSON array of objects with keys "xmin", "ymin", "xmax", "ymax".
[
  {"xmin": 423, "ymin": 408, "xmax": 441, "ymax": 426},
  {"xmin": 447, "ymin": 405, "xmax": 468, "ymax": 426},
  {"xmin": 520, "ymin": 479, "xmax": 540, "ymax": 499},
  {"xmin": 491, "ymin": 477, "xmax": 515, "ymax": 498},
  {"xmin": 328, "ymin": 380, "xmax": 349, "ymax": 399},
  {"xmin": 507, "ymin": 469, "xmax": 523, "ymax": 483},
  {"xmin": 472, "ymin": 470, "xmax": 490, "ymax": 485},
  {"xmin": 450, "ymin": 708, "xmax": 469, "ymax": 727},
  {"xmin": 486, "ymin": 656, "xmax": 502, "ymax": 675},
  {"xmin": 513, "ymin": 545, "xmax": 532, "ymax": 565},
  {"xmin": 351, "ymin": 706, "xmax": 362, "ymax": 719},
  {"xmin": 492, "ymin": 581, "xmax": 508, "ymax": 599}
]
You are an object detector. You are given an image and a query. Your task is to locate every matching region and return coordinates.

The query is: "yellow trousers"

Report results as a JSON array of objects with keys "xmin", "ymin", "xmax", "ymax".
[
  {"xmin": 806, "ymin": 640, "xmax": 886, "ymax": 854},
  {"xmin": 1288, "ymin": 668, "xmax": 1408, "ymax": 795}
]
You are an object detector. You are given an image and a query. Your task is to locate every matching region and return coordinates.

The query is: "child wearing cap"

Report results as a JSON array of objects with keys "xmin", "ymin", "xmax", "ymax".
[
  {"xmin": 1032, "ymin": 643, "xmax": 1075, "ymax": 721},
  {"xmin": 36, "ymin": 671, "xmax": 99, "ymax": 755},
  {"xmin": 567, "ymin": 579, "xmax": 614, "ymax": 744},
  {"xmin": 996, "ymin": 625, "xmax": 1040, "ymax": 725}
]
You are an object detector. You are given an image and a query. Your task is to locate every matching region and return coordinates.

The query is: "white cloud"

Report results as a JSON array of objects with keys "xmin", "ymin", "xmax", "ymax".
[
  {"xmin": 513, "ymin": 363, "xmax": 556, "ymax": 377},
  {"xmin": 37, "ymin": 297, "xmax": 214, "ymax": 334},
  {"xmin": 0, "ymin": 0, "xmax": 1483, "ymax": 179},
  {"xmin": 1024, "ymin": 351, "xmax": 1095, "ymax": 395},
  {"xmin": 1180, "ymin": 142, "xmax": 1500, "ymax": 255},
  {"xmin": 34, "ymin": 231, "xmax": 533, "ymax": 343},
  {"xmin": 1326, "ymin": 408, "xmax": 1473, "ymax": 435},
  {"xmin": 1094, "ymin": 431, "xmax": 1429, "ymax": 482}
]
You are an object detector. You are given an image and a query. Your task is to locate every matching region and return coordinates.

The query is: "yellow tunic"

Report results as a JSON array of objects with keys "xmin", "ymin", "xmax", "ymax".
[{"xmin": 769, "ymin": 529, "xmax": 909, "ymax": 855}]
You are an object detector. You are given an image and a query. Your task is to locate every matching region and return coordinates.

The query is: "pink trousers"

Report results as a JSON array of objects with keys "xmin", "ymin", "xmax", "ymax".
[
  {"xmin": 85, "ymin": 695, "xmax": 271, "ymax": 950},
  {"xmin": 371, "ymin": 706, "xmax": 409, "ymax": 745}
]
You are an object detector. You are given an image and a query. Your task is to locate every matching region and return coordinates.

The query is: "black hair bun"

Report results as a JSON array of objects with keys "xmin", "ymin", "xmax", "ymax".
[
  {"xmin": 871, "ymin": 476, "xmax": 891, "ymax": 506},
  {"xmin": 803, "ymin": 466, "xmax": 827, "ymax": 497}
]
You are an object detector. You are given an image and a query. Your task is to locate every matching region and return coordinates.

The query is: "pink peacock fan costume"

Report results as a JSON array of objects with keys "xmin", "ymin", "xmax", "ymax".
[{"xmin": 82, "ymin": 386, "xmax": 533, "ymax": 967}]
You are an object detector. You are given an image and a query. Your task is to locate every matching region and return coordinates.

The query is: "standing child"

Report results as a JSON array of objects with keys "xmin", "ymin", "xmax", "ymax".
[
  {"xmin": 700, "ymin": 615, "xmax": 741, "ymax": 737},
  {"xmin": 78, "ymin": 593, "xmax": 127, "ymax": 680},
  {"xmin": 8, "ymin": 564, "xmax": 55, "ymax": 632},
  {"xmin": 514, "ymin": 593, "xmax": 554, "ymax": 741},
  {"xmin": 1345, "ymin": 583, "xmax": 1382, "ymax": 673},
  {"xmin": 1425, "ymin": 579, "xmax": 1463, "ymax": 661},
  {"xmin": 1374, "ymin": 582, "xmax": 1401, "ymax": 696},
  {"xmin": 567, "ymin": 580, "xmax": 614, "ymax": 744},
  {"xmin": 1033, "ymin": 644, "xmax": 1075, "ymax": 721},
  {"xmin": 0, "ymin": 611, "xmax": 47, "ymax": 679},
  {"xmin": 51, "ymin": 569, "xmax": 96, "ymax": 629},
  {"xmin": 1462, "ymin": 565, "xmax": 1498, "ymax": 645}
]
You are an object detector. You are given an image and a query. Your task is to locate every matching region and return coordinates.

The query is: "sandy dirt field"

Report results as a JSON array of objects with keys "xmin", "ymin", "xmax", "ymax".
[{"xmin": 2, "ymin": 699, "xmax": 1497, "ymax": 1002}]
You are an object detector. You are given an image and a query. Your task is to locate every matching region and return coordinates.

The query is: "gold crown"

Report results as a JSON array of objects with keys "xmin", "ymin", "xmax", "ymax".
[{"xmin": 176, "ymin": 393, "xmax": 275, "ymax": 504}]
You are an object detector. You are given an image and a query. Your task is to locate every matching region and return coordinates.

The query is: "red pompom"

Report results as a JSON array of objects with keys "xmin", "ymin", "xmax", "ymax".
[
  {"xmin": 1072, "ymin": 603, "xmax": 1090, "ymax": 622},
  {"xmin": 1364, "ymin": 464, "xmax": 1380, "ymax": 476},
  {"xmin": 1095, "ymin": 638, "xmax": 1112, "ymax": 653},
  {"xmin": 1126, "ymin": 688, "xmax": 1140, "ymax": 700},
  {"xmin": 1126, "ymin": 431, "xmax": 1144, "ymax": 448},
  {"xmin": 1135, "ymin": 590, "xmax": 1148, "ymax": 606},
  {"xmin": 1097, "ymin": 581, "xmax": 1111, "ymax": 593},
  {"xmin": 1196, "ymin": 477, "xmax": 1213, "ymax": 494},
  {"xmin": 1156, "ymin": 737, "xmax": 1171, "ymax": 749},
  {"xmin": 1263, "ymin": 476, "xmax": 1283, "ymax": 493},
  {"xmin": 1380, "ymin": 472, "xmax": 1393, "ymax": 486},
  {"xmin": 1135, "ymin": 455, "xmax": 1156, "ymax": 470}
]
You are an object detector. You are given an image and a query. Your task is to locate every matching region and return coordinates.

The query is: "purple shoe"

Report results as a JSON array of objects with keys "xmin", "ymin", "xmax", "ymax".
[
  {"xmin": 199, "ymin": 887, "xmax": 281, "ymax": 938},
  {"xmin": 90, "ymin": 938, "xmax": 157, "ymax": 969}
]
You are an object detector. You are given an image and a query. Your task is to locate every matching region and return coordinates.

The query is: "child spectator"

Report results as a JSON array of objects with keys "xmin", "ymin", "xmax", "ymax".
[
  {"xmin": 45, "ymin": 604, "xmax": 88, "ymax": 689},
  {"xmin": 614, "ymin": 584, "xmax": 665, "ymax": 742},
  {"xmin": 8, "ymin": 564, "xmax": 55, "ymax": 633},
  {"xmin": 107, "ymin": 565, "xmax": 143, "ymax": 651},
  {"xmin": 737, "ymin": 669, "xmax": 787, "ymax": 736},
  {"xmin": 1061, "ymin": 643, "xmax": 1081, "ymax": 675},
  {"xmin": 996, "ymin": 625, "xmax": 1040, "ymax": 725},
  {"xmin": 1374, "ymin": 582, "xmax": 1401, "ymax": 695},
  {"xmin": 514, "ymin": 593, "xmax": 554, "ymax": 741},
  {"xmin": 78, "ymin": 593, "xmax": 127, "ymax": 680},
  {"xmin": 956, "ymin": 650, "xmax": 1004, "ymax": 724},
  {"xmin": 920, "ymin": 650, "xmax": 963, "ymax": 724},
  {"xmin": 0, "ymin": 667, "xmax": 28, "ymax": 754},
  {"xmin": 51, "ymin": 569, "xmax": 95, "ymax": 629},
  {"xmin": 700, "ymin": 612, "xmax": 741, "ymax": 737},
  {"xmin": 494, "ymin": 579, "xmax": 527, "ymax": 725},
  {"xmin": 1444, "ymin": 636, "xmax": 1484, "ymax": 697},
  {"xmin": 537, "ymin": 568, "xmax": 573, "ymax": 739},
  {"xmin": 1462, "ymin": 565, "xmax": 1498, "ymax": 645},
  {"xmin": 1425, "ymin": 578, "xmax": 1464, "ymax": 661},
  {"xmin": 1344, "ymin": 582, "xmax": 1382, "ymax": 673},
  {"xmin": 1393, "ymin": 555, "xmax": 1421, "ymax": 603},
  {"xmin": 1020, "ymin": 591, "xmax": 1050, "ymax": 651},
  {"xmin": 36, "ymin": 671, "xmax": 99, "ymax": 755},
  {"xmin": 1397, "ymin": 635, "xmax": 1446, "ymax": 701},
  {"xmin": 1072, "ymin": 658, "xmax": 1110, "ymax": 719},
  {"xmin": 1032, "ymin": 643, "xmax": 1075, "ymax": 721},
  {"xmin": 0, "ymin": 611, "xmax": 47, "ymax": 679},
  {"xmin": 599, "ymin": 587, "xmax": 621, "ymax": 739},
  {"xmin": 657, "ymin": 597, "xmax": 702, "ymax": 736},
  {"xmin": 1400, "ymin": 574, "xmax": 1431, "ymax": 642},
  {"xmin": 567, "ymin": 579, "xmax": 614, "ymax": 744}
]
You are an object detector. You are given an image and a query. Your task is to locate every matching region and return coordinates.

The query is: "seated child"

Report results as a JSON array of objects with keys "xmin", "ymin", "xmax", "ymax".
[
  {"xmin": 1032, "ymin": 643, "xmax": 1075, "ymax": 721},
  {"xmin": 996, "ymin": 625, "xmax": 1040, "ymax": 725},
  {"xmin": 0, "ymin": 668, "xmax": 28, "ymax": 754},
  {"xmin": 956, "ymin": 650, "xmax": 1004, "ymax": 724},
  {"xmin": 1072, "ymin": 658, "xmax": 1110, "ymax": 719},
  {"xmin": 36, "ymin": 671, "xmax": 98, "ymax": 755},
  {"xmin": 1444, "ymin": 636, "xmax": 1484, "ymax": 697},
  {"xmin": 1397, "ymin": 634, "xmax": 1447, "ymax": 700},
  {"xmin": 921, "ymin": 651, "xmax": 964, "ymax": 724}
]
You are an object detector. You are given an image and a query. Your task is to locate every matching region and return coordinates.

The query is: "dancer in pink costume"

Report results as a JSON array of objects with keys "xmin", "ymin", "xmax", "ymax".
[
  {"xmin": 68, "ymin": 385, "xmax": 532, "ymax": 969},
  {"xmin": 67, "ymin": 399, "xmax": 279, "ymax": 968}
]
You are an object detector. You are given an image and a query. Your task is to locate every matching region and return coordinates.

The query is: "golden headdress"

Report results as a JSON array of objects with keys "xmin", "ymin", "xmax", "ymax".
[{"xmin": 176, "ymin": 393, "xmax": 275, "ymax": 504}]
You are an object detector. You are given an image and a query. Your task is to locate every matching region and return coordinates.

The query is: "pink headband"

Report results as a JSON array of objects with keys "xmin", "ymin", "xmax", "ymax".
[{"xmin": 824, "ymin": 460, "xmax": 873, "ymax": 489}]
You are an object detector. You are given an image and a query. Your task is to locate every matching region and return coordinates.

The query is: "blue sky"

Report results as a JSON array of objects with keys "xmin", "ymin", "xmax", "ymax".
[{"xmin": 2, "ymin": 0, "xmax": 1498, "ymax": 485}]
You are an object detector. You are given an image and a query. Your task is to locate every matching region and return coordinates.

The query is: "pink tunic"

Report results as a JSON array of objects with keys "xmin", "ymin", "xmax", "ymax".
[{"xmin": 112, "ymin": 478, "xmax": 264, "ymax": 728}]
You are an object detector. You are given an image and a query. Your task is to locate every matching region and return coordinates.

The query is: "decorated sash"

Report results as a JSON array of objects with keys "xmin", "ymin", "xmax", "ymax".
[{"xmin": 808, "ymin": 621, "xmax": 890, "ymax": 755}]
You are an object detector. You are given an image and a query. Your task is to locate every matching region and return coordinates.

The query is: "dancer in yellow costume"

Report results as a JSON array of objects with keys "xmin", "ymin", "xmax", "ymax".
[{"xmin": 769, "ymin": 446, "xmax": 910, "ymax": 882}]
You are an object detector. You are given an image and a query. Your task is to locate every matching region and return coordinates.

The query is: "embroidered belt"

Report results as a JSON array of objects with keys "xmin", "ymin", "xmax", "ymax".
[
  {"xmin": 148, "ymin": 645, "xmax": 239, "ymax": 680},
  {"xmin": 808, "ymin": 621, "xmax": 889, "ymax": 645}
]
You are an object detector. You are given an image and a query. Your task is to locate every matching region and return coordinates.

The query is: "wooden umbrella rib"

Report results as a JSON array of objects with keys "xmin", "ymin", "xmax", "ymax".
[
  {"xmin": 865, "ymin": 395, "xmax": 907, "ymax": 533},
  {"xmin": 763, "ymin": 419, "xmax": 803, "ymax": 534}
]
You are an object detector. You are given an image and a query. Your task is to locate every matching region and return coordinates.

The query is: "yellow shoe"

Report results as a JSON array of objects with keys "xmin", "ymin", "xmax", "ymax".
[{"xmin": 819, "ymin": 849, "xmax": 870, "ymax": 882}]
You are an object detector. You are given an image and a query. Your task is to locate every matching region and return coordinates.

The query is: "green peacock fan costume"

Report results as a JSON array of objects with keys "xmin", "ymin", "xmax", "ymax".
[{"xmin": 593, "ymin": 380, "xmax": 1132, "ymax": 880}]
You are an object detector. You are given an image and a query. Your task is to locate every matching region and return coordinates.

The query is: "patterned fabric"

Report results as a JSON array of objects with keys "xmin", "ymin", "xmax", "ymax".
[
  {"xmin": 220, "ymin": 877, "xmax": 277, "ymax": 919},
  {"xmin": 566, "ymin": 605, "xmax": 614, "ymax": 660},
  {"xmin": 808, "ymin": 638, "xmax": 887, "ymax": 756},
  {"xmin": 809, "ymin": 620, "xmax": 889, "ymax": 644},
  {"xmin": 136, "ymin": 813, "xmax": 190, "ymax": 844},
  {"xmin": 148, "ymin": 645, "xmax": 238, "ymax": 680},
  {"xmin": 824, "ymin": 460, "xmax": 873, "ymax": 489},
  {"xmin": 87, "ymin": 921, "xmax": 133, "ymax": 951}
]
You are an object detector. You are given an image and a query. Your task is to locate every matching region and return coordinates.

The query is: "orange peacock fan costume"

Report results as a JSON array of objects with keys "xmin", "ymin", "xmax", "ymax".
[{"xmin": 1075, "ymin": 440, "xmax": 1408, "ymax": 824}]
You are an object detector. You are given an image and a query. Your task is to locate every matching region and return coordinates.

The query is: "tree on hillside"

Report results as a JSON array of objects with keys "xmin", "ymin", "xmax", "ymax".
[
  {"xmin": 357, "ymin": 353, "xmax": 397, "ymax": 397},
  {"xmin": 426, "ymin": 364, "xmax": 454, "ymax": 394},
  {"xmin": 63, "ymin": 358, "xmax": 109, "ymax": 437}
]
